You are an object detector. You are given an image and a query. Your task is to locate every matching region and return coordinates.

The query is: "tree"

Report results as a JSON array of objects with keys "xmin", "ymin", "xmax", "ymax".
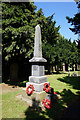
[
  {"xmin": 66, "ymin": 1, "xmax": 80, "ymax": 64},
  {"xmin": 2, "ymin": 2, "xmax": 37, "ymax": 82},
  {"xmin": 2, "ymin": 2, "xmax": 37, "ymax": 61},
  {"xmin": 2, "ymin": 2, "xmax": 60, "ymax": 77},
  {"xmin": 53, "ymin": 34, "xmax": 78, "ymax": 72},
  {"xmin": 41, "ymin": 14, "xmax": 60, "ymax": 73},
  {"xmin": 70, "ymin": 40, "xmax": 78, "ymax": 65},
  {"xmin": 66, "ymin": 2, "xmax": 80, "ymax": 34},
  {"xmin": 42, "ymin": 15, "xmax": 60, "ymax": 62}
]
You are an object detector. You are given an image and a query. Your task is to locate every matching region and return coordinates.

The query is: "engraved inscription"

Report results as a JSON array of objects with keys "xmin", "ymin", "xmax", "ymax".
[
  {"xmin": 39, "ymin": 66, "xmax": 44, "ymax": 76},
  {"xmin": 32, "ymin": 65, "xmax": 39, "ymax": 76},
  {"xmin": 33, "ymin": 65, "xmax": 38, "ymax": 71}
]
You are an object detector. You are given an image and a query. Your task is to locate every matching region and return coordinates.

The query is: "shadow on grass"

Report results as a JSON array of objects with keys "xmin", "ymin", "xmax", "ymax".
[
  {"xmin": 2, "ymin": 77, "xmax": 28, "ymax": 87},
  {"xmin": 24, "ymin": 89, "xmax": 77, "ymax": 120},
  {"xmin": 46, "ymin": 71, "xmax": 68, "ymax": 75},
  {"xmin": 24, "ymin": 98, "xmax": 47, "ymax": 120},
  {"xmin": 57, "ymin": 76, "xmax": 80, "ymax": 90}
]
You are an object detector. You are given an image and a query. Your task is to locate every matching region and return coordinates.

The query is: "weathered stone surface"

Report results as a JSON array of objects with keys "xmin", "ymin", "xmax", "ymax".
[
  {"xmin": 32, "ymin": 65, "xmax": 44, "ymax": 76},
  {"xmin": 29, "ymin": 57, "xmax": 47, "ymax": 62},
  {"xmin": 34, "ymin": 25, "xmax": 42, "ymax": 58},
  {"xmin": 29, "ymin": 76, "xmax": 47, "ymax": 83},
  {"xmin": 26, "ymin": 82, "xmax": 50, "ymax": 92},
  {"xmin": 22, "ymin": 88, "xmax": 47, "ymax": 101},
  {"xmin": 63, "ymin": 63, "xmax": 65, "ymax": 73},
  {"xmin": 71, "ymin": 72, "xmax": 77, "ymax": 77},
  {"xmin": 19, "ymin": 88, "xmax": 47, "ymax": 107}
]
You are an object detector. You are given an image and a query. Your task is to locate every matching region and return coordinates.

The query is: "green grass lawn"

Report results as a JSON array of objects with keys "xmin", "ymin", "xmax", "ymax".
[
  {"xmin": 47, "ymin": 71, "xmax": 80, "ymax": 94},
  {"xmin": 2, "ymin": 71, "xmax": 80, "ymax": 120}
]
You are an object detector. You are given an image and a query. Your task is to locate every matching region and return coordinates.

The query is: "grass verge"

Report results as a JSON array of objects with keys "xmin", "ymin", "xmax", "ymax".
[{"xmin": 2, "ymin": 71, "xmax": 80, "ymax": 119}]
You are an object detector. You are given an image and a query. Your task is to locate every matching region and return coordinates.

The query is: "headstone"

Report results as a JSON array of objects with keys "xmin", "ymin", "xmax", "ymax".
[
  {"xmin": 71, "ymin": 72, "xmax": 77, "ymax": 77},
  {"xmin": 63, "ymin": 63, "xmax": 65, "ymax": 73},
  {"xmin": 26, "ymin": 25, "xmax": 49, "ymax": 92},
  {"xmin": 71, "ymin": 64, "xmax": 77, "ymax": 77}
]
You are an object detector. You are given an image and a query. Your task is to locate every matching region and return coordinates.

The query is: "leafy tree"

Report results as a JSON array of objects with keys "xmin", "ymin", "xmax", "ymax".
[
  {"xmin": 66, "ymin": 2, "xmax": 80, "ymax": 34},
  {"xmin": 66, "ymin": 1, "xmax": 80, "ymax": 64},
  {"xmin": 2, "ymin": 2, "xmax": 60, "ymax": 76},
  {"xmin": 41, "ymin": 14, "xmax": 60, "ymax": 73},
  {"xmin": 70, "ymin": 40, "xmax": 78, "ymax": 65},
  {"xmin": 42, "ymin": 15, "xmax": 60, "ymax": 62},
  {"xmin": 2, "ymin": 2, "xmax": 38, "ymax": 81},
  {"xmin": 53, "ymin": 35, "xmax": 78, "ymax": 72},
  {"xmin": 2, "ymin": 3, "xmax": 60, "ymax": 62},
  {"xmin": 2, "ymin": 2, "xmax": 37, "ymax": 61}
]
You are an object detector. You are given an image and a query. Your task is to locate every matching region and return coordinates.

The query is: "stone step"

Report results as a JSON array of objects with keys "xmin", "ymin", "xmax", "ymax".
[{"xmin": 26, "ymin": 82, "xmax": 50, "ymax": 92}]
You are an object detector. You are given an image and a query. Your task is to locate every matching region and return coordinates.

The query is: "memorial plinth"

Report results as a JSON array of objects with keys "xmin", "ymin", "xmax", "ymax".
[
  {"xmin": 22, "ymin": 88, "xmax": 47, "ymax": 107},
  {"xmin": 26, "ymin": 25, "xmax": 49, "ymax": 92}
]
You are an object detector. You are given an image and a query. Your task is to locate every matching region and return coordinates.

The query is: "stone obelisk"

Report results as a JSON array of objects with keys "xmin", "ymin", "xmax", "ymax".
[{"xmin": 26, "ymin": 25, "xmax": 49, "ymax": 92}]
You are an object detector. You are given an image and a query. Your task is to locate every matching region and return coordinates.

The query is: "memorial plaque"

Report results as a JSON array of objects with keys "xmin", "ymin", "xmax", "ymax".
[
  {"xmin": 33, "ymin": 65, "xmax": 38, "ymax": 71},
  {"xmin": 32, "ymin": 65, "xmax": 39, "ymax": 76},
  {"xmin": 39, "ymin": 66, "xmax": 44, "ymax": 76}
]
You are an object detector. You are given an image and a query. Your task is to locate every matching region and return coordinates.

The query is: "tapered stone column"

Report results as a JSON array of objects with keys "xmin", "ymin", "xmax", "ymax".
[{"xmin": 26, "ymin": 25, "xmax": 49, "ymax": 92}]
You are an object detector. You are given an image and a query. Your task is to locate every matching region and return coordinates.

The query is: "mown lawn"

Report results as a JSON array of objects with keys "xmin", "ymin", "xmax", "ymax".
[
  {"xmin": 47, "ymin": 71, "xmax": 80, "ymax": 94},
  {"xmin": 2, "ymin": 71, "xmax": 80, "ymax": 120}
]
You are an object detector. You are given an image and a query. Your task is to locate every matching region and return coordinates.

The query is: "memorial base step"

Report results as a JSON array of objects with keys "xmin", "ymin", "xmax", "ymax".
[
  {"xmin": 26, "ymin": 82, "xmax": 50, "ymax": 92},
  {"xmin": 16, "ymin": 88, "xmax": 48, "ymax": 107}
]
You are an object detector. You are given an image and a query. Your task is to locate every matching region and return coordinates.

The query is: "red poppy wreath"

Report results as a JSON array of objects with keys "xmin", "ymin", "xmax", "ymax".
[
  {"xmin": 43, "ymin": 83, "xmax": 50, "ymax": 93},
  {"xmin": 42, "ymin": 99, "xmax": 52, "ymax": 109},
  {"xmin": 26, "ymin": 84, "xmax": 34, "ymax": 95}
]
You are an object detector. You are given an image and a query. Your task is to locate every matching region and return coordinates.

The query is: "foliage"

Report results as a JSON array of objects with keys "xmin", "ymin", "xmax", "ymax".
[
  {"xmin": 66, "ymin": 2, "xmax": 80, "ymax": 64},
  {"xmin": 42, "ymin": 14, "xmax": 60, "ymax": 64},
  {"xmin": 50, "ymin": 34, "xmax": 78, "ymax": 68},
  {"xmin": 66, "ymin": 2, "xmax": 80, "ymax": 34},
  {"xmin": 2, "ymin": 2, "xmax": 79, "ymax": 77},
  {"xmin": 2, "ymin": 2, "xmax": 60, "ymax": 64},
  {"xmin": 2, "ymin": 2, "xmax": 36, "ymax": 61}
]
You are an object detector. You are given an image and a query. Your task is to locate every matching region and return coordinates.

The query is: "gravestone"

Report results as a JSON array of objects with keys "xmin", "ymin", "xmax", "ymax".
[
  {"xmin": 63, "ymin": 63, "xmax": 65, "ymax": 73},
  {"xmin": 26, "ymin": 25, "xmax": 49, "ymax": 92},
  {"xmin": 71, "ymin": 64, "xmax": 77, "ymax": 77}
]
